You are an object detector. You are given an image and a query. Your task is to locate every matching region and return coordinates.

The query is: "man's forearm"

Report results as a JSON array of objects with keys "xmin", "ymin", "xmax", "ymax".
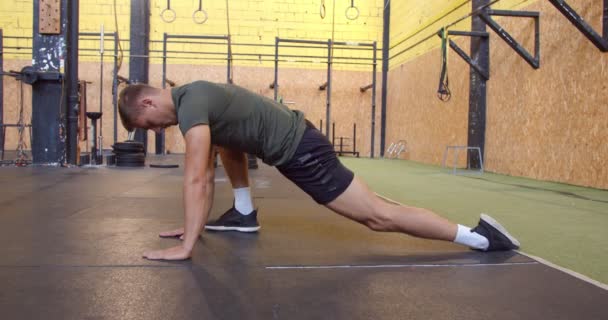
[
  {"xmin": 203, "ymin": 178, "xmax": 215, "ymax": 220},
  {"xmin": 182, "ymin": 182, "xmax": 209, "ymax": 250}
]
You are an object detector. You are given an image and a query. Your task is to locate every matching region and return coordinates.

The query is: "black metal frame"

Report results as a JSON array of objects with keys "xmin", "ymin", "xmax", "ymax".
[
  {"xmin": 273, "ymin": 38, "xmax": 332, "ymax": 139},
  {"xmin": 439, "ymin": 30, "xmax": 490, "ymax": 81},
  {"xmin": 479, "ymin": 9, "xmax": 540, "ymax": 69},
  {"xmin": 332, "ymin": 122, "xmax": 359, "ymax": 158},
  {"xmin": 0, "ymin": 29, "xmax": 3, "ymax": 155},
  {"xmin": 380, "ymin": 0, "xmax": 390, "ymax": 157},
  {"xmin": 468, "ymin": 0, "xmax": 490, "ymax": 171},
  {"xmin": 0, "ymin": 69, "xmax": 34, "ymax": 165},
  {"xmin": 548, "ymin": 0, "xmax": 608, "ymax": 52},
  {"xmin": 30, "ymin": 0, "xmax": 70, "ymax": 164},
  {"xmin": 273, "ymin": 37, "xmax": 377, "ymax": 157},
  {"xmin": 0, "ymin": 38, "xmax": 377, "ymax": 66},
  {"xmin": 79, "ymin": 32, "xmax": 120, "ymax": 145},
  {"xmin": 130, "ymin": 0, "xmax": 150, "ymax": 151},
  {"xmin": 370, "ymin": 41, "xmax": 377, "ymax": 158},
  {"xmin": 160, "ymin": 33, "xmax": 232, "ymax": 154},
  {"xmin": 64, "ymin": 0, "xmax": 80, "ymax": 165},
  {"xmin": 326, "ymin": 39, "xmax": 333, "ymax": 140}
]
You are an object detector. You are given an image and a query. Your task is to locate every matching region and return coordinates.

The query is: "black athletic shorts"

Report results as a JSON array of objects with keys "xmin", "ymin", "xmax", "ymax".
[{"xmin": 277, "ymin": 121, "xmax": 355, "ymax": 204}]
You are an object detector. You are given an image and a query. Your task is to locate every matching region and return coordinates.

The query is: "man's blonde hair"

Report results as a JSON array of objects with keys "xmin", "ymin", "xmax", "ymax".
[{"xmin": 117, "ymin": 83, "xmax": 155, "ymax": 132}]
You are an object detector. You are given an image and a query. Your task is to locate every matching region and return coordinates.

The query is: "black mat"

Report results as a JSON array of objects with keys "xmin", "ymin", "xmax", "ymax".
[{"xmin": 0, "ymin": 156, "xmax": 605, "ymax": 319}]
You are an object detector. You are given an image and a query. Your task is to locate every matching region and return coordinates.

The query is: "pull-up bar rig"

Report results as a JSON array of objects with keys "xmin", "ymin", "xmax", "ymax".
[
  {"xmin": 0, "ymin": 32, "xmax": 121, "ymax": 161},
  {"xmin": 159, "ymin": 33, "xmax": 233, "ymax": 154},
  {"xmin": 437, "ymin": 7, "xmax": 540, "ymax": 86},
  {"xmin": 408, "ymin": 0, "xmax": 607, "ymax": 90},
  {"xmin": 4, "ymin": 33, "xmax": 379, "ymax": 157},
  {"xmin": 272, "ymin": 38, "xmax": 332, "ymax": 138},
  {"xmin": 271, "ymin": 37, "xmax": 378, "ymax": 157},
  {"xmin": 425, "ymin": 4, "xmax": 540, "ymax": 104},
  {"xmin": 440, "ymin": 0, "xmax": 608, "ymax": 94},
  {"xmin": 79, "ymin": 31, "xmax": 121, "ymax": 148}
]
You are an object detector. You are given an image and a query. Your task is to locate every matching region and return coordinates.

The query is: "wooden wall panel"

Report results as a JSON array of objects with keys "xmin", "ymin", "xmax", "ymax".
[
  {"xmin": 78, "ymin": 61, "xmax": 129, "ymax": 153},
  {"xmin": 386, "ymin": 0, "xmax": 608, "ymax": 189},
  {"xmin": 148, "ymin": 64, "xmax": 380, "ymax": 157},
  {"xmin": 2, "ymin": 60, "xmax": 33, "ymax": 154},
  {"xmin": 485, "ymin": 0, "xmax": 608, "ymax": 189},
  {"xmin": 386, "ymin": 38, "xmax": 471, "ymax": 166},
  {"xmin": 2, "ymin": 62, "xmax": 378, "ymax": 159}
]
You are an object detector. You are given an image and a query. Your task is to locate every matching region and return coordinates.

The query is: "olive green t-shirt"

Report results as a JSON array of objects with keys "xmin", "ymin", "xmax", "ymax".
[{"xmin": 172, "ymin": 80, "xmax": 307, "ymax": 166}]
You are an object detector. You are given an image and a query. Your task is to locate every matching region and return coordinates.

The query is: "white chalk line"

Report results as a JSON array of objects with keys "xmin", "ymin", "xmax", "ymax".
[
  {"xmin": 266, "ymin": 261, "xmax": 538, "ymax": 270},
  {"xmin": 374, "ymin": 192, "xmax": 608, "ymax": 291}
]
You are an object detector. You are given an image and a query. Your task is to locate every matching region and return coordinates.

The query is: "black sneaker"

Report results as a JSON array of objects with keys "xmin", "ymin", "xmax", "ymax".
[
  {"xmin": 205, "ymin": 207, "xmax": 260, "ymax": 232},
  {"xmin": 471, "ymin": 214, "xmax": 520, "ymax": 251}
]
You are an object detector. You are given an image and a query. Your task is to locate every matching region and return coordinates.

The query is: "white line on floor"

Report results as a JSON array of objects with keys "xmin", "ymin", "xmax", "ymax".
[
  {"xmin": 266, "ymin": 261, "xmax": 538, "ymax": 270},
  {"xmin": 516, "ymin": 250, "xmax": 608, "ymax": 291},
  {"xmin": 375, "ymin": 192, "xmax": 608, "ymax": 291}
]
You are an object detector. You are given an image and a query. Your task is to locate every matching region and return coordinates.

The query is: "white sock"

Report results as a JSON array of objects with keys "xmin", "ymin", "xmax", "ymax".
[
  {"xmin": 454, "ymin": 224, "xmax": 489, "ymax": 250},
  {"xmin": 233, "ymin": 187, "xmax": 254, "ymax": 215}
]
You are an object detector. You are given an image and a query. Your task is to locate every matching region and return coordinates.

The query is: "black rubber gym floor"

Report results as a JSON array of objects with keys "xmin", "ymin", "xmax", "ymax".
[{"xmin": 0, "ymin": 155, "xmax": 606, "ymax": 319}]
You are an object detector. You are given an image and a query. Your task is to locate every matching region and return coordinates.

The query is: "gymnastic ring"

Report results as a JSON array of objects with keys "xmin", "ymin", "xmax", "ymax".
[
  {"xmin": 192, "ymin": 9, "xmax": 208, "ymax": 24},
  {"xmin": 320, "ymin": 3, "xmax": 326, "ymax": 19},
  {"xmin": 345, "ymin": 6, "xmax": 359, "ymax": 20},
  {"xmin": 160, "ymin": 8, "xmax": 176, "ymax": 23}
]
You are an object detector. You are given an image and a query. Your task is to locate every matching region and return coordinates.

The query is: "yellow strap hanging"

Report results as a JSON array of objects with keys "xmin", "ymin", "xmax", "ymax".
[
  {"xmin": 437, "ymin": 27, "xmax": 451, "ymax": 102},
  {"xmin": 443, "ymin": 27, "xmax": 449, "ymax": 70}
]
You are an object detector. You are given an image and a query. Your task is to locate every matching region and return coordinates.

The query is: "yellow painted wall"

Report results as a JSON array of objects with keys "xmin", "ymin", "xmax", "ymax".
[
  {"xmin": 0, "ymin": 0, "xmax": 383, "ymax": 154},
  {"xmin": 0, "ymin": 0, "xmax": 131, "ymax": 60},
  {"xmin": 146, "ymin": 0, "xmax": 383, "ymax": 71},
  {"xmin": 1, "ymin": 1, "xmax": 383, "ymax": 70}
]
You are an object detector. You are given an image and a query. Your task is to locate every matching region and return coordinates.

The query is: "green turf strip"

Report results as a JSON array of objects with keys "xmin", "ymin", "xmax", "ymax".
[{"xmin": 342, "ymin": 157, "xmax": 608, "ymax": 285}]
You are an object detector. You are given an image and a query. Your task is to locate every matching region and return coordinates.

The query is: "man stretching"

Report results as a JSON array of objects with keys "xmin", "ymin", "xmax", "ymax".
[{"xmin": 117, "ymin": 80, "xmax": 520, "ymax": 261}]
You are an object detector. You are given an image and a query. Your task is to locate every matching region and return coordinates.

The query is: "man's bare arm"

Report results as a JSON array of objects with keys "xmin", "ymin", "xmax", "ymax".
[
  {"xmin": 143, "ymin": 125, "xmax": 212, "ymax": 260},
  {"xmin": 181, "ymin": 125, "xmax": 213, "ymax": 251},
  {"xmin": 158, "ymin": 145, "xmax": 217, "ymax": 240}
]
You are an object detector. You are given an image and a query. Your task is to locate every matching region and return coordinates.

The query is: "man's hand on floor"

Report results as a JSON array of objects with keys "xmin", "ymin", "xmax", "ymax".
[{"xmin": 143, "ymin": 245, "xmax": 191, "ymax": 261}]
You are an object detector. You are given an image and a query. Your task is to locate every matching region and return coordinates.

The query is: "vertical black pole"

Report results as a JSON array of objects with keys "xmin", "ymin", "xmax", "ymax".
[
  {"xmin": 468, "ymin": 0, "xmax": 490, "ymax": 169},
  {"xmin": 332, "ymin": 122, "xmax": 335, "ymax": 146},
  {"xmin": 156, "ymin": 32, "xmax": 168, "ymax": 155},
  {"xmin": 65, "ymin": 0, "xmax": 79, "ymax": 165},
  {"xmin": 112, "ymin": 32, "xmax": 118, "ymax": 144},
  {"xmin": 162, "ymin": 34, "xmax": 167, "ymax": 90},
  {"xmin": 325, "ymin": 39, "xmax": 332, "ymax": 139},
  {"xmin": 99, "ymin": 27, "xmax": 104, "ymax": 142},
  {"xmin": 371, "ymin": 41, "xmax": 377, "ymax": 158},
  {"xmin": 274, "ymin": 37, "xmax": 279, "ymax": 100},
  {"xmin": 353, "ymin": 123, "xmax": 357, "ymax": 155},
  {"xmin": 602, "ymin": 0, "xmax": 608, "ymax": 39},
  {"xmin": 319, "ymin": 119, "xmax": 322, "ymax": 134},
  {"xmin": 31, "ymin": 0, "xmax": 68, "ymax": 164},
  {"xmin": 0, "ymin": 29, "xmax": 3, "ymax": 155},
  {"xmin": 227, "ymin": 35, "xmax": 232, "ymax": 83},
  {"xmin": 380, "ymin": 0, "xmax": 390, "ymax": 157},
  {"xmin": 129, "ymin": 0, "xmax": 150, "ymax": 149}
]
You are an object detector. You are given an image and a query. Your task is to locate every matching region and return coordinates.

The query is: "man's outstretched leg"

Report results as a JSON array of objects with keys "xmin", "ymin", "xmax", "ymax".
[
  {"xmin": 204, "ymin": 147, "xmax": 260, "ymax": 232},
  {"xmin": 325, "ymin": 177, "xmax": 519, "ymax": 251},
  {"xmin": 277, "ymin": 123, "xmax": 519, "ymax": 251}
]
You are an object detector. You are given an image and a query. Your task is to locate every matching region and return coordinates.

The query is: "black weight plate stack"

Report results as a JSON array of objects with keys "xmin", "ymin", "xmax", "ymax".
[
  {"xmin": 106, "ymin": 154, "xmax": 116, "ymax": 166},
  {"xmin": 112, "ymin": 140, "xmax": 145, "ymax": 167}
]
